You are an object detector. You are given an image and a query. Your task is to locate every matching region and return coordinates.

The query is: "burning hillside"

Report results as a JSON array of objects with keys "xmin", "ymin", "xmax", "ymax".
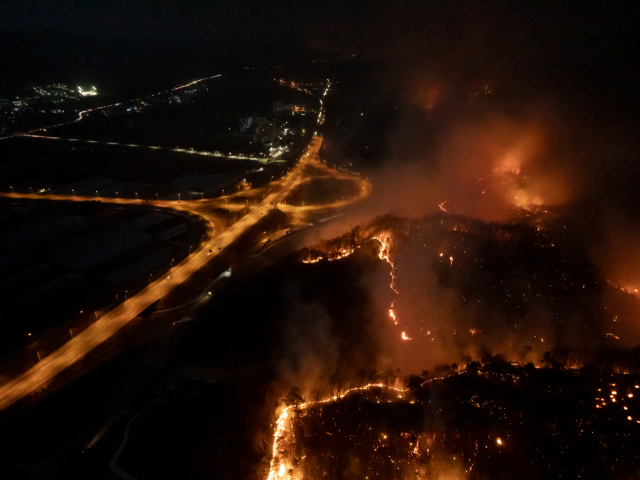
[
  {"xmin": 268, "ymin": 364, "xmax": 640, "ymax": 480},
  {"xmin": 295, "ymin": 210, "xmax": 640, "ymax": 372}
]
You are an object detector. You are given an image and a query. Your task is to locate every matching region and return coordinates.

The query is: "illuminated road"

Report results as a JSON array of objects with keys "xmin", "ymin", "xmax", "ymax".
[
  {"xmin": 0, "ymin": 137, "xmax": 326, "ymax": 411},
  {"xmin": 18, "ymin": 133, "xmax": 282, "ymax": 164}
]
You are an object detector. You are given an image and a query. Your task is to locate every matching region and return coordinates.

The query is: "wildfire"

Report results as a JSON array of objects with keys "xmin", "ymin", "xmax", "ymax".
[
  {"xmin": 439, "ymin": 200, "xmax": 448, "ymax": 214},
  {"xmin": 302, "ymin": 257, "xmax": 322, "ymax": 264},
  {"xmin": 267, "ymin": 383, "xmax": 412, "ymax": 480},
  {"xmin": 374, "ymin": 235, "xmax": 401, "ymax": 328},
  {"xmin": 402, "ymin": 331, "xmax": 412, "ymax": 340},
  {"xmin": 329, "ymin": 248, "xmax": 354, "ymax": 261},
  {"xmin": 302, "ymin": 248, "xmax": 354, "ymax": 264},
  {"xmin": 268, "ymin": 409, "xmax": 291, "ymax": 480}
]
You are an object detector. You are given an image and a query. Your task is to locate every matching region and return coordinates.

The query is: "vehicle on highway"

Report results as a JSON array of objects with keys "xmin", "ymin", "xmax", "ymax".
[{"xmin": 262, "ymin": 238, "xmax": 271, "ymax": 246}]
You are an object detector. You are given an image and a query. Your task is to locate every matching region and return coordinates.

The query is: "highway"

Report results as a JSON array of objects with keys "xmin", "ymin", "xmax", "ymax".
[
  {"xmin": 0, "ymin": 136, "xmax": 325, "ymax": 411},
  {"xmin": 18, "ymin": 133, "xmax": 283, "ymax": 164}
]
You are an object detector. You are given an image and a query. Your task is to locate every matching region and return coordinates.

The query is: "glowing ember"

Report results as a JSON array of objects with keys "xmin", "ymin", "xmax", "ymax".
[
  {"xmin": 469, "ymin": 329, "xmax": 479, "ymax": 335},
  {"xmin": 402, "ymin": 331, "xmax": 412, "ymax": 340}
]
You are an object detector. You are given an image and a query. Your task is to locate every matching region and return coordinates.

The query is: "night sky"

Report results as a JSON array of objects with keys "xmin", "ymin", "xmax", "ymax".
[{"xmin": 3, "ymin": 1, "xmax": 639, "ymax": 105}]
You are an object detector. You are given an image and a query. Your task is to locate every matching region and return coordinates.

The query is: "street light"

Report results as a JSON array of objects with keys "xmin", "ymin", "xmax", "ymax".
[
  {"xmin": 178, "ymin": 193, "xmax": 181, "ymax": 203},
  {"xmin": 72, "ymin": 189, "xmax": 75, "ymax": 196},
  {"xmin": 95, "ymin": 190, "xmax": 99, "ymax": 197},
  {"xmin": 135, "ymin": 192, "xmax": 139, "ymax": 200},
  {"xmin": 171, "ymin": 258, "xmax": 174, "ymax": 267},
  {"xmin": 149, "ymin": 273, "xmax": 153, "ymax": 284},
  {"xmin": 116, "ymin": 191, "xmax": 119, "ymax": 198},
  {"xmin": 156, "ymin": 193, "xmax": 159, "ymax": 200}
]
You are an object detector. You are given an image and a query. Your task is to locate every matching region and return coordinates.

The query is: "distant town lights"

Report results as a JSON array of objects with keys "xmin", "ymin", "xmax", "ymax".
[{"xmin": 77, "ymin": 86, "xmax": 97, "ymax": 96}]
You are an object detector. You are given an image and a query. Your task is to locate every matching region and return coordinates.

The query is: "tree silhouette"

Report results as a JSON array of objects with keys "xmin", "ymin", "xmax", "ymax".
[{"xmin": 282, "ymin": 387, "xmax": 305, "ymax": 407}]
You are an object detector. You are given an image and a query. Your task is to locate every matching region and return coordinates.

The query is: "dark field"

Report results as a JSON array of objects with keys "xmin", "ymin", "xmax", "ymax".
[
  {"xmin": 287, "ymin": 176, "xmax": 362, "ymax": 206},
  {"xmin": 0, "ymin": 200, "xmax": 202, "ymax": 364},
  {"xmin": 0, "ymin": 136, "xmax": 253, "ymax": 194}
]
